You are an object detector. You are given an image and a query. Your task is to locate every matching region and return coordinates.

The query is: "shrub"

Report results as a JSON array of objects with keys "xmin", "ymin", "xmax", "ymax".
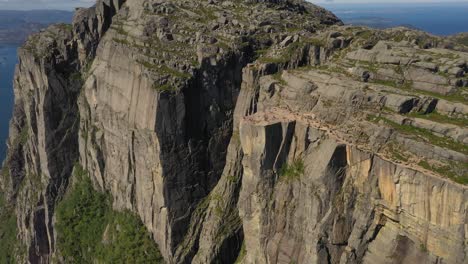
[
  {"xmin": 0, "ymin": 193, "xmax": 18, "ymax": 263},
  {"xmin": 55, "ymin": 165, "xmax": 164, "ymax": 263},
  {"xmin": 279, "ymin": 159, "xmax": 305, "ymax": 181}
]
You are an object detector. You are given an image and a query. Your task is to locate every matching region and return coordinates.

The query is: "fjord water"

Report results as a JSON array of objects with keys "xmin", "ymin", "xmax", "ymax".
[
  {"xmin": 322, "ymin": 2, "xmax": 468, "ymax": 35},
  {"xmin": 0, "ymin": 45, "xmax": 17, "ymax": 162}
]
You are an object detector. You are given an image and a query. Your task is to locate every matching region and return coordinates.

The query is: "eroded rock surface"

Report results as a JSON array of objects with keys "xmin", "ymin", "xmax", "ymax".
[{"xmin": 0, "ymin": 0, "xmax": 466, "ymax": 263}]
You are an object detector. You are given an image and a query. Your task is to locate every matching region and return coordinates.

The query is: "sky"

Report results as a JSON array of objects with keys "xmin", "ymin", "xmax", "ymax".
[
  {"xmin": 0, "ymin": 0, "xmax": 468, "ymax": 10},
  {"xmin": 0, "ymin": 0, "xmax": 94, "ymax": 10}
]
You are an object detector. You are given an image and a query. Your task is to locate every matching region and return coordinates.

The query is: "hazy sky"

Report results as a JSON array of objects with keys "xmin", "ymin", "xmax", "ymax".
[
  {"xmin": 0, "ymin": 0, "xmax": 468, "ymax": 10},
  {"xmin": 0, "ymin": 0, "xmax": 94, "ymax": 10}
]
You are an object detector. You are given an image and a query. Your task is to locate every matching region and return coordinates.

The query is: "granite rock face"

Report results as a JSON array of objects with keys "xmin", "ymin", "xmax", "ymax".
[
  {"xmin": 0, "ymin": 1, "xmax": 123, "ymax": 262},
  {"xmin": 0, "ymin": 0, "xmax": 467, "ymax": 263}
]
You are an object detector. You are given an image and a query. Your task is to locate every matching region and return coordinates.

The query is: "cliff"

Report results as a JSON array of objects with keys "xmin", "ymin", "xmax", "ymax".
[{"xmin": 0, "ymin": 0, "xmax": 466, "ymax": 263}]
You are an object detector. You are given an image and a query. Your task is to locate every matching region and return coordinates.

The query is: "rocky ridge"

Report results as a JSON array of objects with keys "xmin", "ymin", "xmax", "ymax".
[{"xmin": 0, "ymin": 0, "xmax": 467, "ymax": 263}]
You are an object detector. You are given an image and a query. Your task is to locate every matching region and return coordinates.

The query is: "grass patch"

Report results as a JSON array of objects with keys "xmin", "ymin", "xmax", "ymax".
[
  {"xmin": 412, "ymin": 88, "xmax": 466, "ymax": 103},
  {"xmin": 56, "ymin": 165, "xmax": 164, "ymax": 263},
  {"xmin": 455, "ymin": 35, "xmax": 468, "ymax": 46},
  {"xmin": 138, "ymin": 60, "xmax": 191, "ymax": 79},
  {"xmin": 95, "ymin": 212, "xmax": 164, "ymax": 263},
  {"xmin": 420, "ymin": 243, "xmax": 428, "ymax": 252},
  {"xmin": 12, "ymin": 126, "xmax": 29, "ymax": 147},
  {"xmin": 254, "ymin": 49, "xmax": 268, "ymax": 59},
  {"xmin": 159, "ymin": 65, "xmax": 192, "ymax": 79},
  {"xmin": 226, "ymin": 175, "xmax": 238, "ymax": 183},
  {"xmin": 418, "ymin": 160, "xmax": 468, "ymax": 185},
  {"xmin": 58, "ymin": 23, "xmax": 73, "ymax": 31},
  {"xmin": 272, "ymin": 71, "xmax": 286, "ymax": 85},
  {"xmin": 69, "ymin": 72, "xmax": 82, "ymax": 82},
  {"xmin": 234, "ymin": 241, "xmax": 246, "ymax": 264},
  {"xmin": 0, "ymin": 192, "xmax": 18, "ymax": 263},
  {"xmin": 113, "ymin": 38, "xmax": 130, "ymax": 45},
  {"xmin": 387, "ymin": 143, "xmax": 409, "ymax": 162},
  {"xmin": 367, "ymin": 115, "xmax": 468, "ymax": 155},
  {"xmin": 372, "ymin": 78, "xmax": 400, "ymax": 88},
  {"xmin": 215, "ymin": 41, "xmax": 230, "ymax": 51},
  {"xmin": 279, "ymin": 159, "xmax": 304, "ymax": 181},
  {"xmin": 258, "ymin": 41, "xmax": 306, "ymax": 64},
  {"xmin": 407, "ymin": 111, "xmax": 467, "ymax": 127},
  {"xmin": 258, "ymin": 56, "xmax": 288, "ymax": 64},
  {"xmin": 153, "ymin": 83, "xmax": 176, "ymax": 92},
  {"xmin": 306, "ymin": 37, "xmax": 326, "ymax": 47}
]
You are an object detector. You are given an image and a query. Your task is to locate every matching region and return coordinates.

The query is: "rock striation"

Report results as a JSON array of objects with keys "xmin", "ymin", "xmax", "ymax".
[{"xmin": 0, "ymin": 0, "xmax": 466, "ymax": 263}]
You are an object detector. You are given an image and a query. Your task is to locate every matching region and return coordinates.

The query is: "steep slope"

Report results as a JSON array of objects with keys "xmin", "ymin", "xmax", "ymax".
[
  {"xmin": 0, "ymin": 0, "xmax": 466, "ymax": 264},
  {"xmin": 0, "ymin": 1, "xmax": 124, "ymax": 262},
  {"xmin": 77, "ymin": 0, "xmax": 339, "ymax": 262},
  {"xmin": 235, "ymin": 26, "xmax": 468, "ymax": 263}
]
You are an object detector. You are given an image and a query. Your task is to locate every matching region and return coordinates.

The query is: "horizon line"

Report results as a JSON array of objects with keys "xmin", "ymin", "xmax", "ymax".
[{"xmin": 1, "ymin": 1, "xmax": 468, "ymax": 11}]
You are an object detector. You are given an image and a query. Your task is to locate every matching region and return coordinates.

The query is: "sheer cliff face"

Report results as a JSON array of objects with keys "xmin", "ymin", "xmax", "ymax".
[
  {"xmin": 1, "ymin": 1, "xmax": 123, "ymax": 262},
  {"xmin": 1, "ymin": 25, "xmax": 81, "ymax": 263},
  {"xmin": 1, "ymin": 0, "xmax": 467, "ymax": 263},
  {"xmin": 77, "ymin": 0, "xmax": 339, "ymax": 261}
]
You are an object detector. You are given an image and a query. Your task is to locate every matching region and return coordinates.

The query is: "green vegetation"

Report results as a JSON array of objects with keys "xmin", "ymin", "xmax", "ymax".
[
  {"xmin": 12, "ymin": 126, "xmax": 29, "ymax": 147},
  {"xmin": 254, "ymin": 49, "xmax": 268, "ymax": 59},
  {"xmin": 153, "ymin": 83, "xmax": 176, "ymax": 92},
  {"xmin": 258, "ymin": 55, "xmax": 289, "ymax": 64},
  {"xmin": 159, "ymin": 65, "xmax": 192, "ymax": 79},
  {"xmin": 0, "ymin": 166, "xmax": 9, "ymax": 180},
  {"xmin": 418, "ymin": 160, "xmax": 468, "ymax": 185},
  {"xmin": 0, "ymin": 192, "xmax": 18, "ymax": 264},
  {"xmin": 211, "ymin": 192, "xmax": 225, "ymax": 217},
  {"xmin": 387, "ymin": 143, "xmax": 409, "ymax": 162},
  {"xmin": 95, "ymin": 212, "xmax": 164, "ymax": 263},
  {"xmin": 226, "ymin": 175, "xmax": 238, "ymax": 183},
  {"xmin": 420, "ymin": 243, "xmax": 428, "ymax": 252},
  {"xmin": 113, "ymin": 38, "xmax": 131, "ymax": 45},
  {"xmin": 455, "ymin": 35, "xmax": 468, "ymax": 46},
  {"xmin": 367, "ymin": 115, "xmax": 468, "ymax": 155},
  {"xmin": 234, "ymin": 242, "xmax": 246, "ymax": 264},
  {"xmin": 215, "ymin": 41, "xmax": 230, "ymax": 51},
  {"xmin": 306, "ymin": 37, "xmax": 326, "ymax": 47},
  {"xmin": 407, "ymin": 111, "xmax": 467, "ymax": 127},
  {"xmin": 356, "ymin": 30, "xmax": 374, "ymax": 41},
  {"xmin": 279, "ymin": 159, "xmax": 305, "ymax": 181},
  {"xmin": 112, "ymin": 24, "xmax": 129, "ymax": 37},
  {"xmin": 58, "ymin": 23, "xmax": 73, "ymax": 31},
  {"xmin": 372, "ymin": 78, "xmax": 413, "ymax": 90},
  {"xmin": 421, "ymin": 89, "xmax": 466, "ymax": 103},
  {"xmin": 55, "ymin": 165, "xmax": 109, "ymax": 262},
  {"xmin": 69, "ymin": 72, "xmax": 82, "ymax": 82},
  {"xmin": 56, "ymin": 165, "xmax": 164, "ymax": 263},
  {"xmin": 137, "ymin": 60, "xmax": 192, "ymax": 79},
  {"xmin": 272, "ymin": 71, "xmax": 287, "ymax": 85},
  {"xmin": 258, "ymin": 41, "xmax": 306, "ymax": 64},
  {"xmin": 194, "ymin": 6, "xmax": 217, "ymax": 24}
]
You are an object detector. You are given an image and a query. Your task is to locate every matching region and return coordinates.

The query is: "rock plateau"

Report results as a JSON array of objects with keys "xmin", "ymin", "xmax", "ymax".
[{"xmin": 0, "ymin": 0, "xmax": 467, "ymax": 263}]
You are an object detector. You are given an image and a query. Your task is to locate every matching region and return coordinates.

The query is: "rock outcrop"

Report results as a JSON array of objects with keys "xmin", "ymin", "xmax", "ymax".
[
  {"xmin": 0, "ymin": 1, "xmax": 123, "ymax": 262},
  {"xmin": 0, "ymin": 0, "xmax": 466, "ymax": 264}
]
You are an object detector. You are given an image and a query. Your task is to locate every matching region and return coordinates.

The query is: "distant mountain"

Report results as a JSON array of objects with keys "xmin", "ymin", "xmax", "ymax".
[
  {"xmin": 341, "ymin": 16, "xmax": 420, "ymax": 31},
  {"xmin": 322, "ymin": 2, "xmax": 468, "ymax": 36},
  {"xmin": 0, "ymin": 10, "xmax": 73, "ymax": 44}
]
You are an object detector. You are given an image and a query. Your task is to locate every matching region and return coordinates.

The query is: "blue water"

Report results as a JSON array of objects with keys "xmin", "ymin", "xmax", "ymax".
[
  {"xmin": 321, "ymin": 2, "xmax": 468, "ymax": 36},
  {"xmin": 0, "ymin": 45, "xmax": 17, "ymax": 163}
]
